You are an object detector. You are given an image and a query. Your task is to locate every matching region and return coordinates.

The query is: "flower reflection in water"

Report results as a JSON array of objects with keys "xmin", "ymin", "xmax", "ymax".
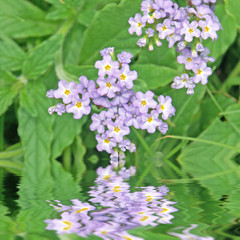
[
  {"xmin": 169, "ymin": 224, "xmax": 214, "ymax": 240},
  {"xmin": 45, "ymin": 165, "xmax": 178, "ymax": 239}
]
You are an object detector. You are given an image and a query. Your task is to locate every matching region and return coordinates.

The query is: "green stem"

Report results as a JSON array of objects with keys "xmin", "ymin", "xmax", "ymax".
[
  {"xmin": 0, "ymin": 160, "xmax": 23, "ymax": 171},
  {"xmin": 0, "ymin": 115, "xmax": 4, "ymax": 151},
  {"xmin": 219, "ymin": 109, "xmax": 240, "ymax": 115},
  {"xmin": 206, "ymin": 87, "xmax": 240, "ymax": 135},
  {"xmin": 158, "ymin": 135, "xmax": 240, "ymax": 153},
  {"xmin": 133, "ymin": 128, "xmax": 153, "ymax": 157},
  {"xmin": 63, "ymin": 147, "xmax": 72, "ymax": 172},
  {"xmin": 0, "ymin": 148, "xmax": 23, "ymax": 159}
]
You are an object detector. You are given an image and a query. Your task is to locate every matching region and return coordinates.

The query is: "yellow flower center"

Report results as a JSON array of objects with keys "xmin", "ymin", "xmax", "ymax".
[
  {"xmin": 123, "ymin": 237, "xmax": 133, "ymax": 240},
  {"xmin": 114, "ymin": 126, "xmax": 120, "ymax": 133},
  {"xmin": 104, "ymin": 139, "xmax": 110, "ymax": 144},
  {"xmin": 101, "ymin": 231, "xmax": 107, "ymax": 234},
  {"xmin": 170, "ymin": 33, "xmax": 174, "ymax": 37},
  {"xmin": 104, "ymin": 64, "xmax": 111, "ymax": 71},
  {"xmin": 141, "ymin": 100, "xmax": 147, "ymax": 107},
  {"xmin": 64, "ymin": 89, "xmax": 70, "ymax": 96},
  {"xmin": 113, "ymin": 186, "xmax": 121, "ymax": 192},
  {"xmin": 204, "ymin": 26, "xmax": 210, "ymax": 32},
  {"xmin": 62, "ymin": 221, "xmax": 72, "ymax": 231},
  {"xmin": 146, "ymin": 196, "xmax": 153, "ymax": 201},
  {"xmin": 137, "ymin": 211, "xmax": 144, "ymax": 214},
  {"xmin": 106, "ymin": 82, "xmax": 112, "ymax": 88},
  {"xmin": 197, "ymin": 69, "xmax": 202, "ymax": 75},
  {"xmin": 75, "ymin": 102, "xmax": 82, "ymax": 108},
  {"xmin": 160, "ymin": 104, "xmax": 165, "ymax": 110},
  {"xmin": 104, "ymin": 174, "xmax": 111, "ymax": 180},
  {"xmin": 160, "ymin": 207, "xmax": 169, "ymax": 213},
  {"xmin": 140, "ymin": 216, "xmax": 149, "ymax": 221},
  {"xmin": 188, "ymin": 28, "xmax": 194, "ymax": 34},
  {"xmin": 138, "ymin": 22, "xmax": 142, "ymax": 27},
  {"xmin": 75, "ymin": 207, "xmax": 89, "ymax": 214},
  {"xmin": 183, "ymin": 78, "xmax": 186, "ymax": 82},
  {"xmin": 186, "ymin": 57, "xmax": 192, "ymax": 63},
  {"xmin": 147, "ymin": 117, "xmax": 153, "ymax": 123},
  {"xmin": 162, "ymin": 25, "xmax": 167, "ymax": 31},
  {"xmin": 120, "ymin": 73, "xmax": 126, "ymax": 80}
]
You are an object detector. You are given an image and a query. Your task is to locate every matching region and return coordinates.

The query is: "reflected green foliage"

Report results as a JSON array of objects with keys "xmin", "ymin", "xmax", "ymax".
[{"xmin": 0, "ymin": 0, "xmax": 240, "ymax": 239}]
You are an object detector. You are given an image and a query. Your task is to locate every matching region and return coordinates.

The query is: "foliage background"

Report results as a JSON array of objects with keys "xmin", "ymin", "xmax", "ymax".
[{"xmin": 0, "ymin": 0, "xmax": 240, "ymax": 239}]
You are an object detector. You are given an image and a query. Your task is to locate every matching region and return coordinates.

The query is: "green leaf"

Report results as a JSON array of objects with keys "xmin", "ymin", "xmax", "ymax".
[
  {"xmin": 133, "ymin": 63, "xmax": 178, "ymax": 89},
  {"xmin": 79, "ymin": 0, "xmax": 142, "ymax": 64},
  {"xmin": 0, "ymin": 70, "xmax": 20, "ymax": 116},
  {"xmin": 0, "ymin": 0, "xmax": 57, "ymax": 38},
  {"xmin": 19, "ymin": 88, "xmax": 38, "ymax": 117},
  {"xmin": 225, "ymin": 0, "xmax": 240, "ymax": 27},
  {"xmin": 17, "ymin": 81, "xmax": 54, "ymax": 209},
  {"xmin": 23, "ymin": 34, "xmax": 64, "ymax": 80},
  {"xmin": 204, "ymin": 4, "xmax": 237, "ymax": 61},
  {"xmin": 178, "ymin": 104, "xmax": 240, "ymax": 198},
  {"xmin": 0, "ymin": 37, "xmax": 26, "ymax": 71}
]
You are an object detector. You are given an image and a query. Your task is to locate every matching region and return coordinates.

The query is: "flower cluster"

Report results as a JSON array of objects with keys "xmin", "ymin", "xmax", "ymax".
[
  {"xmin": 45, "ymin": 165, "xmax": 178, "ymax": 239},
  {"xmin": 128, "ymin": 0, "xmax": 221, "ymax": 94},
  {"xmin": 47, "ymin": 47, "xmax": 175, "ymax": 158}
]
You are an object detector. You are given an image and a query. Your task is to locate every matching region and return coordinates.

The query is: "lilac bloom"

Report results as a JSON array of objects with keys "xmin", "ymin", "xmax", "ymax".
[
  {"xmin": 177, "ymin": 48, "xmax": 200, "ymax": 70},
  {"xmin": 96, "ymin": 133, "xmax": 117, "ymax": 153},
  {"xmin": 193, "ymin": 62, "xmax": 212, "ymax": 85},
  {"xmin": 114, "ymin": 64, "xmax": 137, "ymax": 89},
  {"xmin": 110, "ymin": 89, "xmax": 134, "ymax": 106},
  {"xmin": 153, "ymin": 0, "xmax": 174, "ymax": 19},
  {"xmin": 156, "ymin": 19, "xmax": 175, "ymax": 39},
  {"xmin": 166, "ymin": 32, "xmax": 181, "ymax": 48},
  {"xmin": 66, "ymin": 98, "xmax": 91, "ymax": 119},
  {"xmin": 131, "ymin": 212, "xmax": 158, "ymax": 226},
  {"xmin": 105, "ymin": 106, "xmax": 126, "ymax": 121},
  {"xmin": 200, "ymin": 47, "xmax": 215, "ymax": 63},
  {"xmin": 96, "ymin": 165, "xmax": 117, "ymax": 183},
  {"xmin": 128, "ymin": 13, "xmax": 146, "ymax": 36},
  {"xmin": 107, "ymin": 121, "xmax": 130, "ymax": 142},
  {"xmin": 137, "ymin": 37, "xmax": 147, "ymax": 47},
  {"xmin": 117, "ymin": 51, "xmax": 133, "ymax": 64},
  {"xmin": 141, "ymin": 110, "xmax": 161, "ymax": 133},
  {"xmin": 46, "ymin": 89, "xmax": 54, "ymax": 98},
  {"xmin": 90, "ymin": 111, "xmax": 108, "ymax": 133},
  {"xmin": 146, "ymin": 28, "xmax": 155, "ymax": 37},
  {"xmin": 76, "ymin": 76, "xmax": 96, "ymax": 99},
  {"xmin": 55, "ymin": 103, "xmax": 66, "ymax": 115},
  {"xmin": 106, "ymin": 177, "xmax": 130, "ymax": 194},
  {"xmin": 70, "ymin": 200, "xmax": 95, "ymax": 216},
  {"xmin": 189, "ymin": 4, "xmax": 211, "ymax": 19},
  {"xmin": 97, "ymin": 76, "xmax": 120, "ymax": 98},
  {"xmin": 100, "ymin": 47, "xmax": 114, "ymax": 57},
  {"xmin": 45, "ymin": 212, "xmax": 81, "ymax": 234},
  {"xmin": 119, "ymin": 139, "xmax": 131, "ymax": 152},
  {"xmin": 191, "ymin": 0, "xmax": 202, "ymax": 5},
  {"xmin": 171, "ymin": 74, "xmax": 195, "ymax": 90},
  {"xmin": 199, "ymin": 17, "xmax": 220, "ymax": 40},
  {"xmin": 157, "ymin": 214, "xmax": 174, "ymax": 224},
  {"xmin": 115, "ymin": 231, "xmax": 144, "ymax": 240},
  {"xmin": 48, "ymin": 106, "xmax": 55, "ymax": 115},
  {"xmin": 93, "ymin": 222, "xmax": 120, "ymax": 240},
  {"xmin": 95, "ymin": 55, "xmax": 119, "ymax": 77},
  {"xmin": 133, "ymin": 91, "xmax": 157, "ymax": 114},
  {"xmin": 92, "ymin": 92, "xmax": 112, "ymax": 108},
  {"xmin": 180, "ymin": 21, "xmax": 201, "ymax": 42},
  {"xmin": 54, "ymin": 80, "xmax": 78, "ymax": 104},
  {"xmin": 125, "ymin": 109, "xmax": 142, "ymax": 129},
  {"xmin": 141, "ymin": 0, "xmax": 154, "ymax": 14},
  {"xmin": 157, "ymin": 95, "xmax": 175, "ymax": 120}
]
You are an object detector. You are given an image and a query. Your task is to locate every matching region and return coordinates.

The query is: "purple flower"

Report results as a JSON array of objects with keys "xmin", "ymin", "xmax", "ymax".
[
  {"xmin": 180, "ymin": 21, "xmax": 201, "ymax": 42},
  {"xmin": 66, "ymin": 98, "xmax": 91, "ymax": 119},
  {"xmin": 53, "ymin": 80, "xmax": 78, "ymax": 104},
  {"xmin": 193, "ymin": 62, "xmax": 212, "ymax": 85},
  {"xmin": 46, "ymin": 89, "xmax": 54, "ymax": 98},
  {"xmin": 110, "ymin": 89, "xmax": 134, "ymax": 107},
  {"xmin": 177, "ymin": 48, "xmax": 200, "ymax": 70},
  {"xmin": 141, "ymin": 0, "xmax": 154, "ymax": 14},
  {"xmin": 92, "ymin": 92, "xmax": 112, "ymax": 108},
  {"xmin": 158, "ymin": 120, "xmax": 168, "ymax": 134},
  {"xmin": 90, "ymin": 111, "xmax": 108, "ymax": 133},
  {"xmin": 153, "ymin": 0, "xmax": 174, "ymax": 19},
  {"xmin": 95, "ymin": 55, "xmax": 119, "ymax": 77},
  {"xmin": 55, "ymin": 103, "xmax": 66, "ymax": 116},
  {"xmin": 157, "ymin": 95, "xmax": 175, "ymax": 120},
  {"xmin": 156, "ymin": 19, "xmax": 175, "ymax": 40},
  {"xmin": 76, "ymin": 76, "xmax": 96, "ymax": 99},
  {"xmin": 141, "ymin": 110, "xmax": 161, "ymax": 133},
  {"xmin": 107, "ymin": 121, "xmax": 130, "ymax": 142},
  {"xmin": 114, "ymin": 64, "xmax": 137, "ymax": 89},
  {"xmin": 171, "ymin": 74, "xmax": 195, "ymax": 90},
  {"xmin": 97, "ymin": 76, "xmax": 120, "ymax": 98},
  {"xmin": 100, "ymin": 47, "xmax": 115, "ymax": 57},
  {"xmin": 105, "ymin": 106, "xmax": 126, "ymax": 121},
  {"xmin": 128, "ymin": 13, "xmax": 146, "ymax": 36},
  {"xmin": 137, "ymin": 37, "xmax": 147, "ymax": 47},
  {"xmin": 118, "ymin": 139, "xmax": 131, "ymax": 152},
  {"xmin": 133, "ymin": 91, "xmax": 157, "ymax": 114},
  {"xmin": 125, "ymin": 109, "xmax": 142, "ymax": 129},
  {"xmin": 146, "ymin": 28, "xmax": 155, "ymax": 37},
  {"xmin": 117, "ymin": 51, "xmax": 133, "ymax": 64},
  {"xmin": 199, "ymin": 17, "xmax": 220, "ymax": 40},
  {"xmin": 96, "ymin": 133, "xmax": 117, "ymax": 153}
]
